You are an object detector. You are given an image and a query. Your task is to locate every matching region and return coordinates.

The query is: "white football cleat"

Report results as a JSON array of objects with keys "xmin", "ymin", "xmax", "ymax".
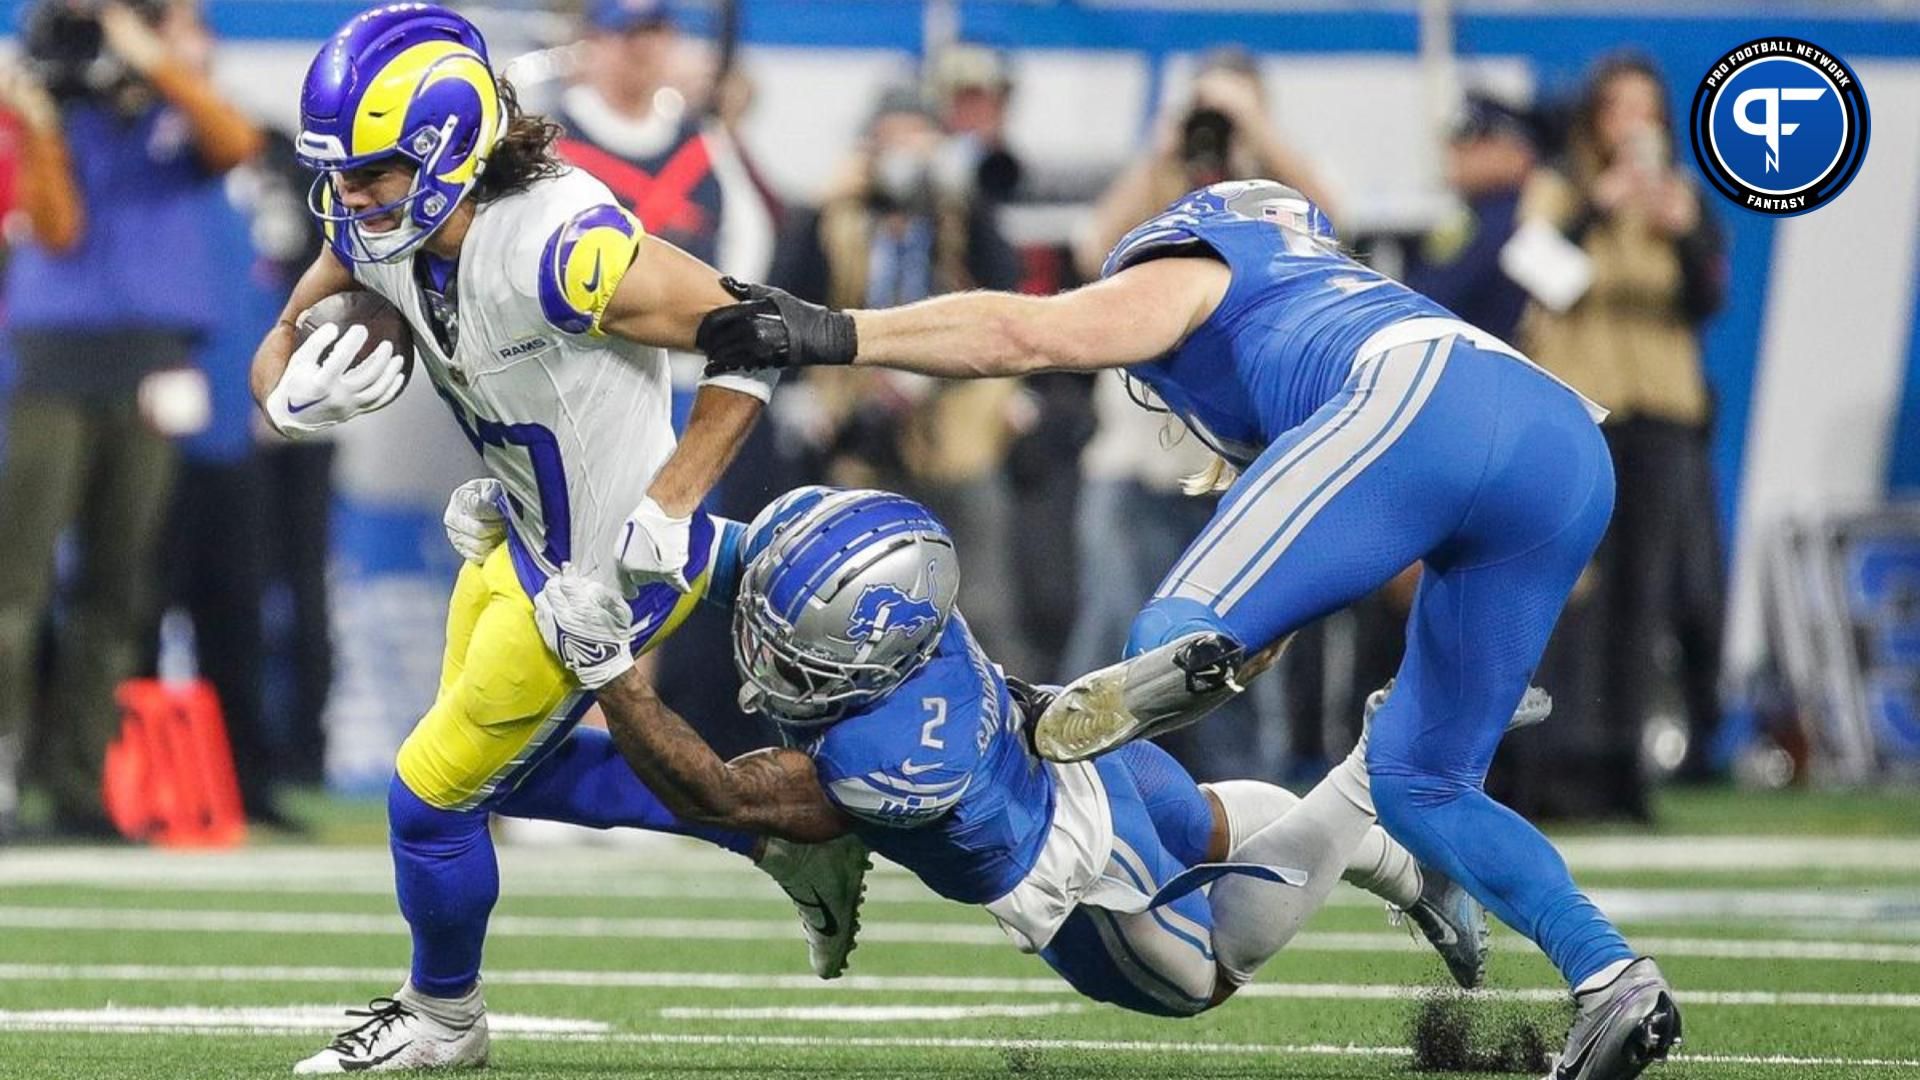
[
  {"xmin": 758, "ymin": 834, "xmax": 871, "ymax": 979},
  {"xmin": 293, "ymin": 983, "xmax": 488, "ymax": 1074}
]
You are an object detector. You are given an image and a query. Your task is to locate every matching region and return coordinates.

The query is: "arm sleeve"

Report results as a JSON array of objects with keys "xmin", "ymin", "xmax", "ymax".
[
  {"xmin": 698, "ymin": 365, "xmax": 780, "ymax": 403},
  {"xmin": 536, "ymin": 204, "xmax": 647, "ymax": 335}
]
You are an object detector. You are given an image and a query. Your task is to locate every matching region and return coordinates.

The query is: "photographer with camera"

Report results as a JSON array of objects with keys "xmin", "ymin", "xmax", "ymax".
[
  {"xmin": 1072, "ymin": 47, "xmax": 1336, "ymax": 280},
  {"xmin": 0, "ymin": 0, "xmax": 261, "ymax": 841}
]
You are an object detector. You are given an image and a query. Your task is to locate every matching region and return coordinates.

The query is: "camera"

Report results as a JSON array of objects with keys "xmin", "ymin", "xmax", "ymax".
[
  {"xmin": 23, "ymin": 0, "xmax": 167, "ymax": 102},
  {"xmin": 1180, "ymin": 107, "xmax": 1236, "ymax": 185}
]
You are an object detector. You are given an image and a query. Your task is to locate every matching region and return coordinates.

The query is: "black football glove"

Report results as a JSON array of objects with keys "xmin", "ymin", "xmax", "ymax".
[{"xmin": 696, "ymin": 277, "xmax": 857, "ymax": 374}]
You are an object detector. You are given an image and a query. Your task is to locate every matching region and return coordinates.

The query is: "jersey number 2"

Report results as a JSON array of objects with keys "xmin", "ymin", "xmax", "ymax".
[{"xmin": 920, "ymin": 698, "xmax": 948, "ymax": 750}]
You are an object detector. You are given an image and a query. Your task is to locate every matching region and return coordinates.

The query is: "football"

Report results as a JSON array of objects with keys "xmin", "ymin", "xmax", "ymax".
[{"xmin": 294, "ymin": 290, "xmax": 417, "ymax": 383}]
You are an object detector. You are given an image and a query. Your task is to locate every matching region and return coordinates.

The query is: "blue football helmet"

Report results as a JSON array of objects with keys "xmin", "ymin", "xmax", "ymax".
[
  {"xmin": 734, "ymin": 488, "xmax": 960, "ymax": 727},
  {"xmin": 295, "ymin": 3, "xmax": 504, "ymax": 263}
]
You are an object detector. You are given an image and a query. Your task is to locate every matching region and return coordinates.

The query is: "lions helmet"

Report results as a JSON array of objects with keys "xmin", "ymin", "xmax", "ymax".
[
  {"xmin": 734, "ymin": 489, "xmax": 960, "ymax": 727},
  {"xmin": 296, "ymin": 3, "xmax": 504, "ymax": 263}
]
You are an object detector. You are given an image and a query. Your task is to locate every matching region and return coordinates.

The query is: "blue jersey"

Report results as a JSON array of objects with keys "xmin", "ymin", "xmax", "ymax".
[
  {"xmin": 798, "ymin": 616, "xmax": 1053, "ymax": 906},
  {"xmin": 1103, "ymin": 182, "xmax": 1453, "ymax": 465}
]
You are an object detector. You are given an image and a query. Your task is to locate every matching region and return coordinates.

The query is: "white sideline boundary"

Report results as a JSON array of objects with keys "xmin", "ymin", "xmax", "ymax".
[
  {"xmin": 0, "ymin": 964, "xmax": 1913, "ymax": 1009},
  {"xmin": 0, "ymin": 1005, "xmax": 604, "ymax": 1033},
  {"xmin": 0, "ymin": 1021, "xmax": 1911, "ymax": 1070},
  {"xmin": 2, "ymin": 904, "xmax": 1918, "ymax": 963}
]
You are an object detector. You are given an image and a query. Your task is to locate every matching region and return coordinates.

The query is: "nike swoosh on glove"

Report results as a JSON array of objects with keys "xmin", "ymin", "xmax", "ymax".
[
  {"xmin": 616, "ymin": 495, "xmax": 695, "ymax": 594},
  {"xmin": 533, "ymin": 564, "xmax": 636, "ymax": 691},
  {"xmin": 265, "ymin": 322, "xmax": 408, "ymax": 437},
  {"xmin": 696, "ymin": 277, "xmax": 857, "ymax": 375}
]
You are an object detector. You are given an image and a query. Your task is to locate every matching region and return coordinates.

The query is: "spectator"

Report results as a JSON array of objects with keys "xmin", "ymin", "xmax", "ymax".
[
  {"xmin": 0, "ymin": 0, "xmax": 260, "ymax": 841},
  {"xmin": 769, "ymin": 85, "xmax": 1029, "ymax": 670},
  {"xmin": 1405, "ymin": 92, "xmax": 1541, "ymax": 342},
  {"xmin": 552, "ymin": 0, "xmax": 775, "ymax": 279},
  {"xmin": 1073, "ymin": 46, "xmax": 1336, "ymax": 280},
  {"xmin": 1516, "ymin": 54, "xmax": 1728, "ymax": 808},
  {"xmin": 928, "ymin": 44, "xmax": 1024, "ymax": 204}
]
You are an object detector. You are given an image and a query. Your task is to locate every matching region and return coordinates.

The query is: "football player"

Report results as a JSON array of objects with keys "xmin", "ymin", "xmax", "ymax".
[
  {"xmin": 694, "ymin": 181, "xmax": 1680, "ymax": 1080},
  {"xmin": 530, "ymin": 486, "xmax": 1553, "ymax": 1017},
  {"xmin": 249, "ymin": 6, "xmax": 865, "ymax": 1073}
]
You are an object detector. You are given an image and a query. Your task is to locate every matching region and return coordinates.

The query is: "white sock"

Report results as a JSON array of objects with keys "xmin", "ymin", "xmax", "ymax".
[
  {"xmin": 1204, "ymin": 774, "xmax": 1420, "ymax": 909},
  {"xmin": 1576, "ymin": 958, "xmax": 1636, "ymax": 995},
  {"xmin": 1206, "ymin": 747, "xmax": 1379, "ymax": 984},
  {"xmin": 1346, "ymin": 827, "xmax": 1423, "ymax": 909},
  {"xmin": 398, "ymin": 978, "xmax": 485, "ymax": 1024}
]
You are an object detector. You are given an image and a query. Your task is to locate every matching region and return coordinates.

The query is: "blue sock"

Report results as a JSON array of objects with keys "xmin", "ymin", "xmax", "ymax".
[
  {"xmin": 1371, "ymin": 770, "xmax": 1632, "ymax": 986},
  {"xmin": 489, "ymin": 727, "xmax": 757, "ymax": 856},
  {"xmin": 388, "ymin": 777, "xmax": 496, "ymax": 998}
]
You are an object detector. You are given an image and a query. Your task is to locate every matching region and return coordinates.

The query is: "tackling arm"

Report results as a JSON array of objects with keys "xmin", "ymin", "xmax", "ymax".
[
  {"xmin": 594, "ymin": 668, "xmax": 853, "ymax": 844},
  {"xmin": 698, "ymin": 257, "xmax": 1228, "ymax": 380}
]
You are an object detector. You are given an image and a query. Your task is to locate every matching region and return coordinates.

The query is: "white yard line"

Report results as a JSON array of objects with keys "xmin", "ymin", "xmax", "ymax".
[
  {"xmin": 657, "ymin": 1003, "xmax": 1087, "ymax": 1021},
  {"xmin": 2, "ymin": 835, "xmax": 1916, "ymax": 888},
  {"xmin": 0, "ymin": 1020, "xmax": 1909, "ymax": 1069},
  {"xmin": 0, "ymin": 963, "xmax": 1913, "ymax": 1009},
  {"xmin": 3, "ymin": 903, "xmax": 1917, "ymax": 963},
  {"xmin": 0, "ymin": 1005, "xmax": 603, "ymax": 1033}
]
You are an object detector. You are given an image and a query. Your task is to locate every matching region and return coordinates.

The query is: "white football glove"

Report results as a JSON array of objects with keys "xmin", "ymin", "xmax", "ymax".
[
  {"xmin": 533, "ymin": 564, "xmax": 637, "ymax": 690},
  {"xmin": 616, "ymin": 495, "xmax": 694, "ymax": 594},
  {"xmin": 265, "ymin": 323, "xmax": 407, "ymax": 438},
  {"xmin": 443, "ymin": 478, "xmax": 507, "ymax": 565}
]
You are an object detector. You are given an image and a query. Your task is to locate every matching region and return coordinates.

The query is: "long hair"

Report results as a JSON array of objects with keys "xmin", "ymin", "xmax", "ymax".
[
  {"xmin": 474, "ymin": 77, "xmax": 566, "ymax": 203},
  {"xmin": 1567, "ymin": 52, "xmax": 1671, "ymax": 185}
]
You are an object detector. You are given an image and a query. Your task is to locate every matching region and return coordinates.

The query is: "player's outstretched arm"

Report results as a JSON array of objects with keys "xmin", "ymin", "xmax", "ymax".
[
  {"xmin": 596, "ymin": 670, "xmax": 852, "ymax": 844},
  {"xmin": 696, "ymin": 257, "xmax": 1228, "ymax": 379},
  {"xmin": 534, "ymin": 565, "xmax": 852, "ymax": 843}
]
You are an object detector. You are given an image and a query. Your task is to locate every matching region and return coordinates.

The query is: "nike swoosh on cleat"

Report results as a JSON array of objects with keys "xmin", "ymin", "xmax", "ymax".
[
  {"xmin": 339, "ymin": 1043, "xmax": 411, "ymax": 1071},
  {"xmin": 1426, "ymin": 918, "xmax": 1459, "ymax": 948},
  {"xmin": 786, "ymin": 888, "xmax": 838, "ymax": 937}
]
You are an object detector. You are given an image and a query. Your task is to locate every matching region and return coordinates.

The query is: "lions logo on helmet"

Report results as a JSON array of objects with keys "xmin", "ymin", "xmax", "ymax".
[
  {"xmin": 842, "ymin": 572, "xmax": 944, "ymax": 647},
  {"xmin": 296, "ymin": 3, "xmax": 505, "ymax": 263}
]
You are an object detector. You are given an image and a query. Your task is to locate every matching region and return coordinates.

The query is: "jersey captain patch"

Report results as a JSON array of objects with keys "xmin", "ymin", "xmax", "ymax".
[{"xmin": 538, "ymin": 204, "xmax": 645, "ymax": 335}]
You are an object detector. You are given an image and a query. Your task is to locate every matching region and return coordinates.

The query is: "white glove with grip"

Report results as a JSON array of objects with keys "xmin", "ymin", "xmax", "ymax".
[
  {"xmin": 533, "ymin": 564, "xmax": 637, "ymax": 690},
  {"xmin": 266, "ymin": 322, "xmax": 408, "ymax": 438},
  {"xmin": 616, "ymin": 495, "xmax": 694, "ymax": 594},
  {"xmin": 443, "ymin": 477, "xmax": 507, "ymax": 565}
]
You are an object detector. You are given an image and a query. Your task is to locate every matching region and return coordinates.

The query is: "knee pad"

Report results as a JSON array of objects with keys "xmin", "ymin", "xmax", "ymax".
[{"xmin": 1126, "ymin": 597, "xmax": 1236, "ymax": 659}]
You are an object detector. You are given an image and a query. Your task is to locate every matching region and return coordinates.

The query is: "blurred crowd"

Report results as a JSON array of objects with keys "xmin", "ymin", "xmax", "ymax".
[{"xmin": 0, "ymin": 0, "xmax": 1729, "ymax": 844}]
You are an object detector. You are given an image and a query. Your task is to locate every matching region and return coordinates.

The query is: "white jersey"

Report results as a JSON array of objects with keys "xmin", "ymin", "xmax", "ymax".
[{"xmin": 349, "ymin": 169, "xmax": 673, "ymax": 593}]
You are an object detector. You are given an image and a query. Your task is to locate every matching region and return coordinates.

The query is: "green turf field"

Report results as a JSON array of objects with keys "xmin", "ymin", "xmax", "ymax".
[{"xmin": 1, "ymin": 788, "xmax": 1916, "ymax": 1079}]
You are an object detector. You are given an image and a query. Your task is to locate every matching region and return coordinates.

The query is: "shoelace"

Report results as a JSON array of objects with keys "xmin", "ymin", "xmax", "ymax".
[{"xmin": 326, "ymin": 997, "xmax": 416, "ymax": 1056}]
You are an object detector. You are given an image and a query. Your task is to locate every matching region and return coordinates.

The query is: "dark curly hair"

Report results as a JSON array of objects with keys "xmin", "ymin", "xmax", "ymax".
[{"xmin": 473, "ymin": 77, "xmax": 567, "ymax": 203}]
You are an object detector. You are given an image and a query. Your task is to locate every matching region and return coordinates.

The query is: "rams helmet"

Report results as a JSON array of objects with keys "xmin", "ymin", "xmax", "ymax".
[{"xmin": 296, "ymin": 3, "xmax": 504, "ymax": 263}]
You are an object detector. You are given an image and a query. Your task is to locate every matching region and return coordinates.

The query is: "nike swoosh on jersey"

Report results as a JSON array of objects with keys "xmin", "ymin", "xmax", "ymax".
[
  {"xmin": 898, "ymin": 759, "xmax": 942, "ymax": 777},
  {"xmin": 583, "ymin": 252, "xmax": 604, "ymax": 294}
]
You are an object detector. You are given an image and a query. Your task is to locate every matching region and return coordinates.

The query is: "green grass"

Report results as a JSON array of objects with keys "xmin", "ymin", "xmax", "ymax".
[{"xmin": 1, "ymin": 790, "xmax": 1917, "ymax": 1079}]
